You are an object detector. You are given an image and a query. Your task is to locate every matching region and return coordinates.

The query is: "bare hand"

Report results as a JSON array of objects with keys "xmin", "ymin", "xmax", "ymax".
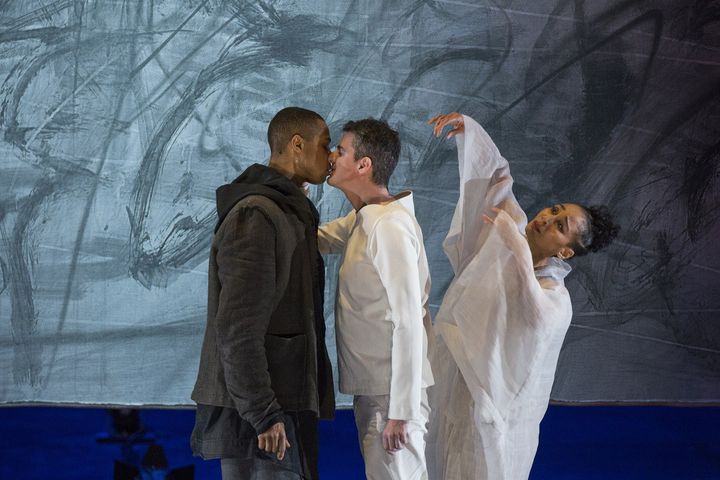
[
  {"xmin": 257, "ymin": 421, "xmax": 291, "ymax": 460},
  {"xmin": 382, "ymin": 419, "xmax": 408, "ymax": 454},
  {"xmin": 428, "ymin": 112, "xmax": 465, "ymax": 139},
  {"xmin": 482, "ymin": 207, "xmax": 503, "ymax": 225}
]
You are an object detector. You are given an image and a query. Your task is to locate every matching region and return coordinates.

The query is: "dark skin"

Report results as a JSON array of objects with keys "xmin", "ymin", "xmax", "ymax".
[
  {"xmin": 258, "ymin": 119, "xmax": 331, "ymax": 460},
  {"xmin": 270, "ymin": 119, "xmax": 332, "ymax": 187}
]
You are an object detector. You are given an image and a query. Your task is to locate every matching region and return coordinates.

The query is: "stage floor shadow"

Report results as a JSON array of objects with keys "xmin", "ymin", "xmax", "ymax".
[{"xmin": 1, "ymin": 405, "xmax": 718, "ymax": 479}]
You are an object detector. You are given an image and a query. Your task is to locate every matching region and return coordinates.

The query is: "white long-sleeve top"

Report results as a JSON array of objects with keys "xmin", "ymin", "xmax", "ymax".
[
  {"xmin": 319, "ymin": 192, "xmax": 434, "ymax": 421},
  {"xmin": 427, "ymin": 115, "xmax": 573, "ymax": 479}
]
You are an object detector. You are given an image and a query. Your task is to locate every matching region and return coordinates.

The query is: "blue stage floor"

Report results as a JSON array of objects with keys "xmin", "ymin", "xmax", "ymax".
[{"xmin": 1, "ymin": 405, "xmax": 718, "ymax": 479}]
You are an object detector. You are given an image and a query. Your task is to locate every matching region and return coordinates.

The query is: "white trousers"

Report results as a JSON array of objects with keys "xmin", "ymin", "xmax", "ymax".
[{"xmin": 353, "ymin": 390, "xmax": 429, "ymax": 480}]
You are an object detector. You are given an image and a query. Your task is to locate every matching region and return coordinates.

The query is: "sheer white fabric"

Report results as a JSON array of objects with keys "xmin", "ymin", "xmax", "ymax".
[{"xmin": 426, "ymin": 116, "xmax": 573, "ymax": 480}]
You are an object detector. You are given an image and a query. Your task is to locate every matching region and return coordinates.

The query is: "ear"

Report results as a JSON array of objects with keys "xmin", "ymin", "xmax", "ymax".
[
  {"xmin": 357, "ymin": 156, "xmax": 372, "ymax": 175},
  {"xmin": 556, "ymin": 246, "xmax": 575, "ymax": 260},
  {"xmin": 290, "ymin": 134, "xmax": 304, "ymax": 153}
]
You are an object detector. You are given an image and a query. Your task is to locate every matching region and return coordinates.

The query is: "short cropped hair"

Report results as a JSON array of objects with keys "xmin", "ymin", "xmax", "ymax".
[
  {"xmin": 267, "ymin": 107, "xmax": 324, "ymax": 154},
  {"xmin": 342, "ymin": 119, "xmax": 400, "ymax": 187},
  {"xmin": 573, "ymin": 205, "xmax": 619, "ymax": 256}
]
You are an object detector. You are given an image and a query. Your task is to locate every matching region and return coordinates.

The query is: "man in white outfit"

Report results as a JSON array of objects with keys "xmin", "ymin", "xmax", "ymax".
[{"xmin": 319, "ymin": 119, "xmax": 434, "ymax": 480}]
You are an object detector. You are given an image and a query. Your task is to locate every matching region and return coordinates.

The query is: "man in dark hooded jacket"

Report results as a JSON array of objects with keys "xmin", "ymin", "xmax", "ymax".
[{"xmin": 191, "ymin": 107, "xmax": 335, "ymax": 479}]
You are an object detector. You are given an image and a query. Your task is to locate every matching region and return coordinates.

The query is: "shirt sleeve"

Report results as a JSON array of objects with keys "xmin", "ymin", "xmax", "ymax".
[
  {"xmin": 443, "ymin": 115, "xmax": 526, "ymax": 274},
  {"xmin": 214, "ymin": 205, "xmax": 285, "ymax": 435},
  {"xmin": 436, "ymin": 211, "xmax": 572, "ymax": 427},
  {"xmin": 368, "ymin": 212, "xmax": 425, "ymax": 421},
  {"xmin": 318, "ymin": 210, "xmax": 356, "ymax": 254}
]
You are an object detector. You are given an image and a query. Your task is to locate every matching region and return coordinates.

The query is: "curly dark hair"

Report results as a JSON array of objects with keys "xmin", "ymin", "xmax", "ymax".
[
  {"xmin": 343, "ymin": 118, "xmax": 400, "ymax": 187},
  {"xmin": 572, "ymin": 205, "xmax": 619, "ymax": 256}
]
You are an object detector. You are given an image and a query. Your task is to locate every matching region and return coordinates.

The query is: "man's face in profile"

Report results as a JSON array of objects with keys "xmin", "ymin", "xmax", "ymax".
[
  {"xmin": 327, "ymin": 131, "xmax": 359, "ymax": 189},
  {"xmin": 298, "ymin": 120, "xmax": 332, "ymax": 185}
]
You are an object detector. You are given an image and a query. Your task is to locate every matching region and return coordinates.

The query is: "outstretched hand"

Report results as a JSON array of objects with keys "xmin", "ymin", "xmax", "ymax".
[
  {"xmin": 428, "ymin": 112, "xmax": 465, "ymax": 139},
  {"xmin": 258, "ymin": 421, "xmax": 291, "ymax": 460}
]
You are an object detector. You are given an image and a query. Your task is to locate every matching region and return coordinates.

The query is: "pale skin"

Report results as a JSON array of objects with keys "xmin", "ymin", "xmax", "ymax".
[
  {"xmin": 257, "ymin": 119, "xmax": 331, "ymax": 461},
  {"xmin": 429, "ymin": 112, "xmax": 587, "ymax": 265},
  {"xmin": 327, "ymin": 131, "xmax": 409, "ymax": 454},
  {"xmin": 328, "ymin": 131, "xmax": 394, "ymax": 210}
]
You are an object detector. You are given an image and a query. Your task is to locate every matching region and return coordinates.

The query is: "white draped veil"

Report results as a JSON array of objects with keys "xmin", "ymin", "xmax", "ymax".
[{"xmin": 427, "ymin": 116, "xmax": 573, "ymax": 480}]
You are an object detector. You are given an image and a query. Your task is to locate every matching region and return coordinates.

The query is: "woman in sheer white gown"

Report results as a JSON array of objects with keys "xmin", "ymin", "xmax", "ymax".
[{"xmin": 425, "ymin": 113, "xmax": 618, "ymax": 480}]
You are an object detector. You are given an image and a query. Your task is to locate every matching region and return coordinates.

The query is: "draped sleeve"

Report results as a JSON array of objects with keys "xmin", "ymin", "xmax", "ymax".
[
  {"xmin": 435, "ymin": 211, "xmax": 572, "ymax": 429},
  {"xmin": 443, "ymin": 115, "xmax": 527, "ymax": 275}
]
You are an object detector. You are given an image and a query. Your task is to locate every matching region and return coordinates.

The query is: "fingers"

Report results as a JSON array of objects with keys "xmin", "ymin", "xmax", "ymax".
[
  {"xmin": 428, "ymin": 112, "xmax": 464, "ymax": 139},
  {"xmin": 382, "ymin": 431, "xmax": 390, "ymax": 452},
  {"xmin": 257, "ymin": 423, "xmax": 291, "ymax": 460},
  {"xmin": 383, "ymin": 436, "xmax": 402, "ymax": 454},
  {"xmin": 382, "ymin": 429, "xmax": 407, "ymax": 454},
  {"xmin": 394, "ymin": 432, "xmax": 407, "ymax": 451},
  {"xmin": 394, "ymin": 431, "xmax": 406, "ymax": 450},
  {"xmin": 433, "ymin": 114, "xmax": 456, "ymax": 138},
  {"xmin": 276, "ymin": 435, "xmax": 289, "ymax": 461},
  {"xmin": 270, "ymin": 430, "xmax": 279, "ymax": 455},
  {"xmin": 257, "ymin": 433, "xmax": 276, "ymax": 454},
  {"xmin": 446, "ymin": 124, "xmax": 465, "ymax": 139},
  {"xmin": 483, "ymin": 208, "xmax": 505, "ymax": 225}
]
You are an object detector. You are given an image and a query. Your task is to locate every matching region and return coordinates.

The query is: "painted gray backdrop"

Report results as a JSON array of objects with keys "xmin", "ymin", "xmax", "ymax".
[{"xmin": 1, "ymin": 0, "xmax": 718, "ymax": 406}]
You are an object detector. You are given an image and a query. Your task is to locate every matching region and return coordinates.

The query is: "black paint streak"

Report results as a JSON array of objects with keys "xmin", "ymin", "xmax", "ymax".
[
  {"xmin": 128, "ymin": 2, "xmax": 335, "ymax": 288},
  {"xmin": 612, "ymin": 87, "xmax": 720, "ymax": 208},
  {"xmin": 680, "ymin": 137, "xmax": 720, "ymax": 242},
  {"xmin": 565, "ymin": 0, "xmax": 633, "ymax": 191},
  {"xmin": 486, "ymin": 9, "xmax": 664, "ymax": 126},
  {"xmin": 0, "ymin": 26, "xmax": 75, "ymax": 45},
  {"xmin": 4, "ymin": 178, "xmax": 59, "ymax": 386},
  {"xmin": 0, "ymin": 1, "xmax": 74, "ymax": 30},
  {"xmin": 0, "ymin": 0, "xmax": 717, "ymax": 403},
  {"xmin": 0, "ymin": 4, "xmax": 101, "ymax": 387},
  {"xmin": 129, "ymin": 0, "xmax": 212, "ymax": 78},
  {"xmin": 46, "ymin": 1, "xmax": 149, "ymax": 387},
  {"xmin": 0, "ymin": 255, "xmax": 6, "ymax": 296}
]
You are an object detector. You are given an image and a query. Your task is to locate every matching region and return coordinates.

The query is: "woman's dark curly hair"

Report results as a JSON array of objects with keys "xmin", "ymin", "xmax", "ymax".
[{"xmin": 572, "ymin": 205, "xmax": 619, "ymax": 256}]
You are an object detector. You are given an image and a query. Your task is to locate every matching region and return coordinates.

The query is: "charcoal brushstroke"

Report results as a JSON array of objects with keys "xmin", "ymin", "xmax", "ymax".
[{"xmin": 0, "ymin": 0, "xmax": 718, "ymax": 405}]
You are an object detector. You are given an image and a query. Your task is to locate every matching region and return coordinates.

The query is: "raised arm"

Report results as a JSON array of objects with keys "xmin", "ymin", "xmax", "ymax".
[{"xmin": 429, "ymin": 113, "xmax": 526, "ymax": 274}]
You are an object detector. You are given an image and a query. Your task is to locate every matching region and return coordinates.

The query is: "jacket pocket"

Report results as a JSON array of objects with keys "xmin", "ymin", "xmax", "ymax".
[{"xmin": 264, "ymin": 333, "xmax": 307, "ymax": 406}]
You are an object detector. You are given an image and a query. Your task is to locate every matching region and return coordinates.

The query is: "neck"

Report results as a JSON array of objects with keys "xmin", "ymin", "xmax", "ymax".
[
  {"xmin": 268, "ymin": 156, "xmax": 304, "ymax": 187},
  {"xmin": 342, "ymin": 182, "xmax": 393, "ymax": 210},
  {"xmin": 528, "ymin": 242, "xmax": 549, "ymax": 269}
]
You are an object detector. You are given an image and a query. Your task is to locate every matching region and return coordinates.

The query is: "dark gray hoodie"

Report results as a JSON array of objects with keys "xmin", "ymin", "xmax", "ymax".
[{"xmin": 191, "ymin": 163, "xmax": 334, "ymax": 459}]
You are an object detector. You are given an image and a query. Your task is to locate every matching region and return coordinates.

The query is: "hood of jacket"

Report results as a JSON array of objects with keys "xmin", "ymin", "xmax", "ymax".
[{"xmin": 215, "ymin": 163, "xmax": 317, "ymax": 232}]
